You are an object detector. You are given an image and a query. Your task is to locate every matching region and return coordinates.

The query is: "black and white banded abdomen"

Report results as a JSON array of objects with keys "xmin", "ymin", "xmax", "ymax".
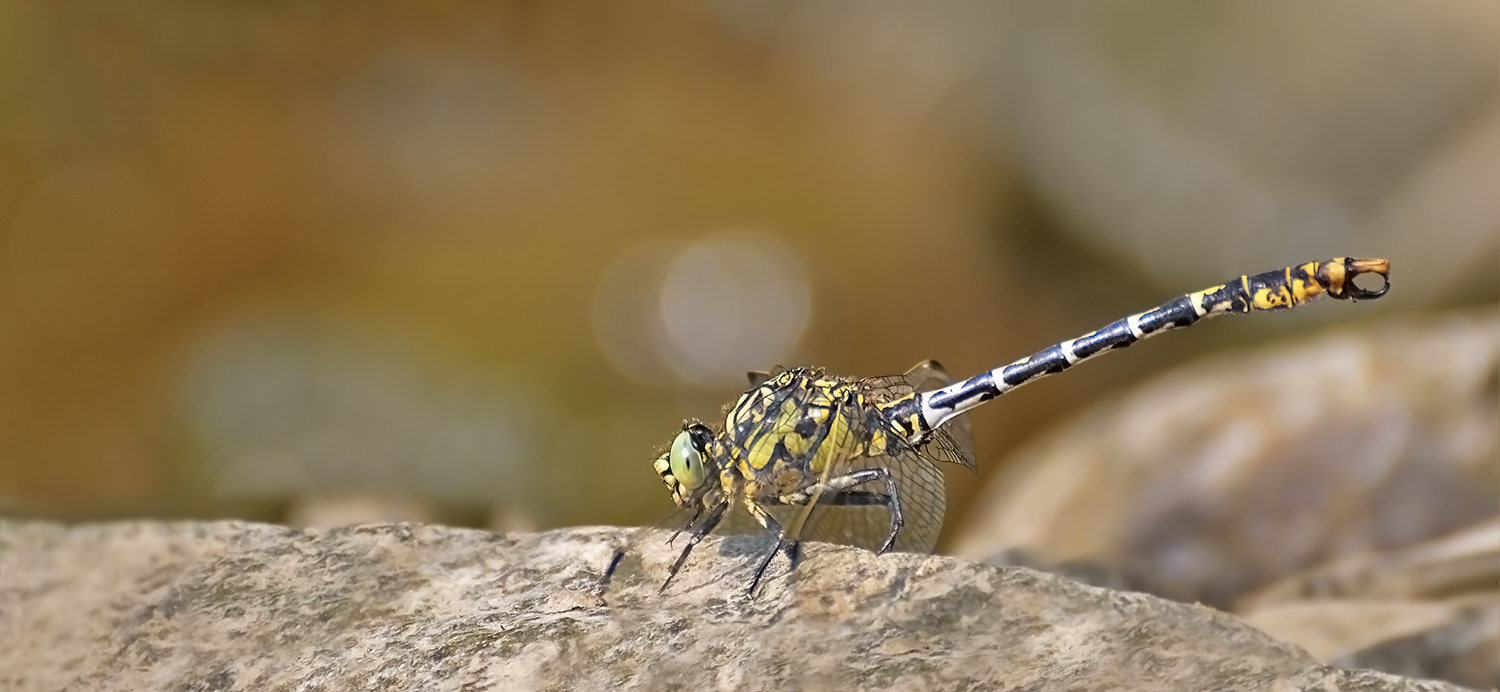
[{"xmin": 908, "ymin": 257, "xmax": 1390, "ymax": 437}]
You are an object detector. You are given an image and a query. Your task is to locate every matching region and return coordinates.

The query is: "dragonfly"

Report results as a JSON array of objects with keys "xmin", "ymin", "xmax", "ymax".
[{"xmin": 609, "ymin": 257, "xmax": 1391, "ymax": 596}]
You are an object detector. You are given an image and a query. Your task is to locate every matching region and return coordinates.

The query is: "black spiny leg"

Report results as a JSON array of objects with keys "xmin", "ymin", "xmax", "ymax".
[
  {"xmin": 660, "ymin": 500, "xmax": 728, "ymax": 593},
  {"xmin": 779, "ymin": 468, "xmax": 905, "ymax": 554},
  {"xmin": 665, "ymin": 504, "xmax": 705, "ymax": 547},
  {"xmin": 744, "ymin": 537, "xmax": 804, "ymax": 597},
  {"xmin": 747, "ymin": 511, "xmax": 789, "ymax": 597},
  {"xmin": 602, "ymin": 503, "xmax": 707, "ymax": 594},
  {"xmin": 749, "ymin": 540, "xmax": 794, "ymax": 597}
]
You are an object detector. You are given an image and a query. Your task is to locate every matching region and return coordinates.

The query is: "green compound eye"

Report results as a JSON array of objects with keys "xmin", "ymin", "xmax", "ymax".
[{"xmin": 669, "ymin": 430, "xmax": 707, "ymax": 489}]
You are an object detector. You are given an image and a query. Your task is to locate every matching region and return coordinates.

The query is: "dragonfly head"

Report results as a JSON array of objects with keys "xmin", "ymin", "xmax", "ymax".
[{"xmin": 654, "ymin": 420, "xmax": 719, "ymax": 508}]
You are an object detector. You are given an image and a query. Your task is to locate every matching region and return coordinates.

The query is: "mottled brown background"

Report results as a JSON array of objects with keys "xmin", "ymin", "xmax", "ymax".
[{"xmin": 2, "ymin": 1, "xmax": 1495, "ymax": 546}]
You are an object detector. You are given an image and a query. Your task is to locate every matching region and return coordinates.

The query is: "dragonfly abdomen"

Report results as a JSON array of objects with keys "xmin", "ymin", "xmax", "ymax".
[{"xmin": 910, "ymin": 257, "xmax": 1390, "ymax": 437}]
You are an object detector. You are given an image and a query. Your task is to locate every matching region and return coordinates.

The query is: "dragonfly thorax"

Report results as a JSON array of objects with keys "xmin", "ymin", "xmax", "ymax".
[{"xmin": 722, "ymin": 368, "xmax": 897, "ymax": 489}]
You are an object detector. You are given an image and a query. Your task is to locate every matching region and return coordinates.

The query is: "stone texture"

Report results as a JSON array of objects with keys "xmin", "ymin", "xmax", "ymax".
[{"xmin": 0, "ymin": 521, "xmax": 1473, "ymax": 691}]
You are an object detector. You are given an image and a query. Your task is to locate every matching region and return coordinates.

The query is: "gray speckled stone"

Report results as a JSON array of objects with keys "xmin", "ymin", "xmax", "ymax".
[{"xmin": 0, "ymin": 521, "xmax": 1473, "ymax": 691}]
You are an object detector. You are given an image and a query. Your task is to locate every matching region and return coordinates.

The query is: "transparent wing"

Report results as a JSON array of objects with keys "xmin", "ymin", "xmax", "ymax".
[
  {"xmin": 756, "ymin": 361, "xmax": 974, "ymax": 554},
  {"xmin": 754, "ymin": 386, "xmax": 949, "ymax": 554},
  {"xmin": 861, "ymin": 360, "xmax": 977, "ymax": 473},
  {"xmin": 783, "ymin": 443, "xmax": 948, "ymax": 553}
]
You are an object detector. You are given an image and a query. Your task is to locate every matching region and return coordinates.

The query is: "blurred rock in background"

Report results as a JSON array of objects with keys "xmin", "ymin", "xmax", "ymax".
[
  {"xmin": 953, "ymin": 311, "xmax": 1498, "ymax": 600},
  {"xmin": 283, "ymin": 495, "xmax": 435, "ymax": 530},
  {"xmin": 174, "ymin": 312, "xmax": 549, "ymax": 527},
  {"xmin": 1239, "ymin": 519, "xmax": 1500, "ymax": 688},
  {"xmin": 951, "ymin": 310, "xmax": 1499, "ymax": 688}
]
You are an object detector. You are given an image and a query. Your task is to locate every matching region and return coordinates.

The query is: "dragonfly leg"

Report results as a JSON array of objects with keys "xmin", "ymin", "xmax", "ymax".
[
  {"xmin": 778, "ymin": 467, "xmax": 905, "ymax": 555},
  {"xmin": 665, "ymin": 504, "xmax": 705, "ymax": 546},
  {"xmin": 746, "ymin": 510, "xmax": 789, "ymax": 597},
  {"xmin": 660, "ymin": 499, "xmax": 727, "ymax": 593},
  {"xmin": 745, "ymin": 538, "xmax": 806, "ymax": 598}
]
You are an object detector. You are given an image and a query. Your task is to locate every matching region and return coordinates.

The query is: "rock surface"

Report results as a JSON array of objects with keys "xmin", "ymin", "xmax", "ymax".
[{"xmin": 0, "ymin": 521, "xmax": 1472, "ymax": 691}]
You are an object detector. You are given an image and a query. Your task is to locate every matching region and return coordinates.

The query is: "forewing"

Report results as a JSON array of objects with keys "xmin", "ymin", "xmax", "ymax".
[
  {"xmin": 862, "ymin": 366, "xmax": 978, "ymax": 473},
  {"xmin": 921, "ymin": 413, "xmax": 976, "ymax": 473},
  {"xmin": 791, "ymin": 444, "xmax": 947, "ymax": 553}
]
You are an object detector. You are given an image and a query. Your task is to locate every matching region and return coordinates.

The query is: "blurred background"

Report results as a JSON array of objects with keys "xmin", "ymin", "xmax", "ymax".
[{"xmin": 2, "ymin": 0, "xmax": 1496, "ymax": 575}]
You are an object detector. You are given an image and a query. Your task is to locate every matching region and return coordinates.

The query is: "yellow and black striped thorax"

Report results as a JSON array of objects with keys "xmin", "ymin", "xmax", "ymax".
[{"xmin": 722, "ymin": 368, "xmax": 896, "ymax": 487}]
